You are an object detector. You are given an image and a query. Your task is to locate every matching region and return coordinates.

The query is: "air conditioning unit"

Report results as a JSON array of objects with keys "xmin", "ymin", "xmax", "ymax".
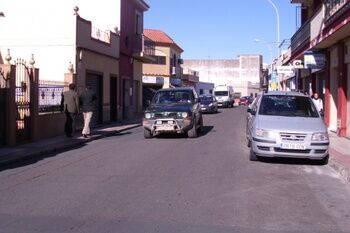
[
  {"xmin": 172, "ymin": 66, "xmax": 177, "ymax": 75},
  {"xmin": 178, "ymin": 58, "xmax": 184, "ymax": 64}
]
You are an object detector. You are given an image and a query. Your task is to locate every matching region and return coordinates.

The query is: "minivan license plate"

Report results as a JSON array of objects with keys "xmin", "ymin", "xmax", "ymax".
[{"xmin": 281, "ymin": 143, "xmax": 306, "ymax": 150}]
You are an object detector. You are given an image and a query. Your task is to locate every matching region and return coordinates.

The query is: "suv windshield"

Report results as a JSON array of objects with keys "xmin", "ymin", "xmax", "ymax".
[
  {"xmin": 152, "ymin": 90, "xmax": 193, "ymax": 104},
  {"xmin": 258, "ymin": 95, "xmax": 319, "ymax": 117},
  {"xmin": 215, "ymin": 91, "xmax": 228, "ymax": 96}
]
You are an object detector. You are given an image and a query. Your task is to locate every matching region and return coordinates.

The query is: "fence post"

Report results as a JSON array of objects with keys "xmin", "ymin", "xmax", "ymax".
[
  {"xmin": 30, "ymin": 67, "xmax": 40, "ymax": 141},
  {"xmin": 4, "ymin": 65, "xmax": 17, "ymax": 146}
]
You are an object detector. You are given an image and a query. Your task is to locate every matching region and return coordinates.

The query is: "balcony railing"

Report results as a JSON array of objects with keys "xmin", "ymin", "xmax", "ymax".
[
  {"xmin": 133, "ymin": 34, "xmax": 155, "ymax": 56},
  {"xmin": 325, "ymin": 0, "xmax": 350, "ymax": 25},
  {"xmin": 91, "ymin": 26, "xmax": 111, "ymax": 44},
  {"xmin": 291, "ymin": 18, "xmax": 311, "ymax": 54}
]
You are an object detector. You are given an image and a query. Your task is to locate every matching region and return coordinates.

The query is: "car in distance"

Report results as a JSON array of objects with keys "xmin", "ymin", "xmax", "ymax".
[
  {"xmin": 214, "ymin": 85, "xmax": 234, "ymax": 108},
  {"xmin": 239, "ymin": 96, "xmax": 254, "ymax": 106},
  {"xmin": 246, "ymin": 91, "xmax": 329, "ymax": 164},
  {"xmin": 143, "ymin": 87, "xmax": 203, "ymax": 138},
  {"xmin": 199, "ymin": 94, "xmax": 218, "ymax": 113}
]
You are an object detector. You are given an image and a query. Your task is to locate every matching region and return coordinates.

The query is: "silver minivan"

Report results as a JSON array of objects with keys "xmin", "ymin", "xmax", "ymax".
[{"xmin": 246, "ymin": 91, "xmax": 329, "ymax": 164}]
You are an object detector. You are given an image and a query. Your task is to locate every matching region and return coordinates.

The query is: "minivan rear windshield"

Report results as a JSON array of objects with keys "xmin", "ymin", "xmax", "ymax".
[
  {"xmin": 258, "ymin": 95, "xmax": 319, "ymax": 117},
  {"xmin": 215, "ymin": 91, "xmax": 228, "ymax": 96}
]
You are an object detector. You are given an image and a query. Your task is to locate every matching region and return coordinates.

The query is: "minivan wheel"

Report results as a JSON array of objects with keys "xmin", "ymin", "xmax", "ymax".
[
  {"xmin": 249, "ymin": 148, "xmax": 258, "ymax": 161},
  {"xmin": 144, "ymin": 129, "xmax": 153, "ymax": 139},
  {"xmin": 187, "ymin": 122, "xmax": 198, "ymax": 138},
  {"xmin": 318, "ymin": 154, "xmax": 329, "ymax": 165},
  {"xmin": 247, "ymin": 139, "xmax": 251, "ymax": 148}
]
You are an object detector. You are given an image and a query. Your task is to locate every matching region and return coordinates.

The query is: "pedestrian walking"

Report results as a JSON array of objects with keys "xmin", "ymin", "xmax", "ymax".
[
  {"xmin": 79, "ymin": 86, "xmax": 97, "ymax": 138},
  {"xmin": 61, "ymin": 83, "xmax": 80, "ymax": 137},
  {"xmin": 312, "ymin": 92, "xmax": 324, "ymax": 115}
]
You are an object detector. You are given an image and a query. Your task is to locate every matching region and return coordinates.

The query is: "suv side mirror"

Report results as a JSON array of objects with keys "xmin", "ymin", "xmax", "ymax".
[{"xmin": 247, "ymin": 108, "xmax": 256, "ymax": 116}]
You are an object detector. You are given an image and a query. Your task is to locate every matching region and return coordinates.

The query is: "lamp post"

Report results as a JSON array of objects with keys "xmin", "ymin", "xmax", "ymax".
[
  {"xmin": 266, "ymin": 0, "xmax": 280, "ymax": 57},
  {"xmin": 254, "ymin": 39, "xmax": 273, "ymax": 64}
]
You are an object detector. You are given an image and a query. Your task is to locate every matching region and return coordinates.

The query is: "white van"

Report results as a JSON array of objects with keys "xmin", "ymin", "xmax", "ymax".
[{"xmin": 214, "ymin": 85, "xmax": 234, "ymax": 108}]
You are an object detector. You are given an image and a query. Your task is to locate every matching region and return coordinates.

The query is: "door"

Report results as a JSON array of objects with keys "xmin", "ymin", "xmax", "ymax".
[
  {"xmin": 110, "ymin": 76, "xmax": 117, "ymax": 122},
  {"xmin": 122, "ymin": 79, "xmax": 130, "ymax": 120},
  {"xmin": 86, "ymin": 73, "xmax": 103, "ymax": 126}
]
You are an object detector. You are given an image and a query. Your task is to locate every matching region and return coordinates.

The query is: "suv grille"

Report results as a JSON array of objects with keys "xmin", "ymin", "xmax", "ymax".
[
  {"xmin": 154, "ymin": 112, "xmax": 178, "ymax": 118},
  {"xmin": 280, "ymin": 133, "xmax": 307, "ymax": 142}
]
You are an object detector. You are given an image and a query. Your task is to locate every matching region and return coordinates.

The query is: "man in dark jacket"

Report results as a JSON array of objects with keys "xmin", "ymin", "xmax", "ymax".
[
  {"xmin": 61, "ymin": 83, "xmax": 80, "ymax": 137},
  {"xmin": 79, "ymin": 86, "xmax": 97, "ymax": 138}
]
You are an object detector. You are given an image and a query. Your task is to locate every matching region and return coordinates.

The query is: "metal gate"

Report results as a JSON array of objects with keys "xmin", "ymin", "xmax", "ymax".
[
  {"xmin": 0, "ymin": 68, "xmax": 8, "ymax": 146},
  {"xmin": 15, "ymin": 59, "xmax": 32, "ymax": 142}
]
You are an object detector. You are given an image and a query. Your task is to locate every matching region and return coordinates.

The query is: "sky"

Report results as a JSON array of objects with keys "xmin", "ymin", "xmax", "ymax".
[{"xmin": 144, "ymin": 0, "xmax": 299, "ymax": 64}]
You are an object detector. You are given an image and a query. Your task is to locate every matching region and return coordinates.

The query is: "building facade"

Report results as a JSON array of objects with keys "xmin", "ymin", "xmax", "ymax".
[
  {"xmin": 290, "ymin": 0, "xmax": 350, "ymax": 138},
  {"xmin": 183, "ymin": 55, "xmax": 262, "ymax": 97},
  {"xmin": 0, "ymin": 0, "xmax": 150, "ymax": 144},
  {"xmin": 142, "ymin": 29, "xmax": 184, "ymax": 89},
  {"xmin": 119, "ymin": 0, "xmax": 149, "ymax": 119}
]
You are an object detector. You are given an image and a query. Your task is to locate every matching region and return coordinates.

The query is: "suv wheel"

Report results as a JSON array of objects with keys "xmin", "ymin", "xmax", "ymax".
[
  {"xmin": 197, "ymin": 116, "xmax": 203, "ymax": 133},
  {"xmin": 187, "ymin": 121, "xmax": 198, "ymax": 138},
  {"xmin": 144, "ymin": 129, "xmax": 153, "ymax": 139},
  {"xmin": 249, "ymin": 148, "xmax": 258, "ymax": 161}
]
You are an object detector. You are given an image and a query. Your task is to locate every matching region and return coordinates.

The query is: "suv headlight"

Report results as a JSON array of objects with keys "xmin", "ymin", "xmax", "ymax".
[
  {"xmin": 181, "ymin": 112, "xmax": 188, "ymax": 118},
  {"xmin": 255, "ymin": 128, "xmax": 277, "ymax": 140},
  {"xmin": 312, "ymin": 132, "xmax": 329, "ymax": 141},
  {"xmin": 144, "ymin": 113, "xmax": 154, "ymax": 119}
]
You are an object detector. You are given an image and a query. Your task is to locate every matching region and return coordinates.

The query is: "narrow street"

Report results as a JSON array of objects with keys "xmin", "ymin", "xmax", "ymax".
[{"xmin": 1, "ymin": 107, "xmax": 350, "ymax": 233}]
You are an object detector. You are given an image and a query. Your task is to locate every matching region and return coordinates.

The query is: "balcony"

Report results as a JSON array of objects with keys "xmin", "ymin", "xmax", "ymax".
[
  {"xmin": 291, "ymin": 18, "xmax": 310, "ymax": 56},
  {"xmin": 325, "ymin": 0, "xmax": 350, "ymax": 26},
  {"xmin": 133, "ymin": 34, "xmax": 156, "ymax": 63}
]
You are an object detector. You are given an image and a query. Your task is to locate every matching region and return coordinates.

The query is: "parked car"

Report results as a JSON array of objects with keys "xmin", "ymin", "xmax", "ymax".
[
  {"xmin": 246, "ymin": 91, "xmax": 329, "ymax": 164},
  {"xmin": 199, "ymin": 95, "xmax": 218, "ymax": 113},
  {"xmin": 143, "ymin": 87, "xmax": 203, "ymax": 138},
  {"xmin": 240, "ymin": 96, "xmax": 254, "ymax": 106}
]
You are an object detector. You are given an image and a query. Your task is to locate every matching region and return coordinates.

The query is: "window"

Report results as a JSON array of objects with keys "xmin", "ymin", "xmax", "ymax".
[
  {"xmin": 146, "ymin": 56, "xmax": 166, "ymax": 65},
  {"xmin": 135, "ymin": 12, "xmax": 142, "ymax": 35},
  {"xmin": 200, "ymin": 89, "xmax": 204, "ymax": 95}
]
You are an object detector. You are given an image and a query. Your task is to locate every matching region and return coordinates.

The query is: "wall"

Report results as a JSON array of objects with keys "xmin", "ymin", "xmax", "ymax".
[
  {"xmin": 183, "ymin": 55, "xmax": 262, "ymax": 94},
  {"xmin": 76, "ymin": 50, "xmax": 119, "ymax": 122},
  {"xmin": 37, "ymin": 113, "xmax": 66, "ymax": 140}
]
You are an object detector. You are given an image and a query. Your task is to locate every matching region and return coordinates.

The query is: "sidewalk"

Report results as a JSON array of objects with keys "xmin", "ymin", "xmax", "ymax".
[
  {"xmin": 0, "ymin": 119, "xmax": 142, "ymax": 167},
  {"xmin": 328, "ymin": 132, "xmax": 350, "ymax": 182}
]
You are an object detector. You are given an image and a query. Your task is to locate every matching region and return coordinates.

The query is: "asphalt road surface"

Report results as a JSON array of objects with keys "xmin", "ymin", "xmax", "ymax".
[{"xmin": 1, "ymin": 107, "xmax": 350, "ymax": 233}]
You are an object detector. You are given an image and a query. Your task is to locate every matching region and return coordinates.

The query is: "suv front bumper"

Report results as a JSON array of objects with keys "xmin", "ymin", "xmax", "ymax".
[{"xmin": 143, "ymin": 118, "xmax": 193, "ymax": 134}]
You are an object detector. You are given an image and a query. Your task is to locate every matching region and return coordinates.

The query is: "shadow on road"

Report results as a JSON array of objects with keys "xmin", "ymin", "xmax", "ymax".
[
  {"xmin": 154, "ymin": 126, "xmax": 214, "ymax": 139},
  {"xmin": 257, "ymin": 156, "xmax": 327, "ymax": 166},
  {"xmin": 0, "ymin": 131, "xmax": 133, "ymax": 172}
]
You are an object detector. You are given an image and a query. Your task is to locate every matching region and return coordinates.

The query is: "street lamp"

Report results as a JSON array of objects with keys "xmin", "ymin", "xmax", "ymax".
[
  {"xmin": 254, "ymin": 39, "xmax": 273, "ymax": 64},
  {"xmin": 266, "ymin": 0, "xmax": 280, "ymax": 57}
]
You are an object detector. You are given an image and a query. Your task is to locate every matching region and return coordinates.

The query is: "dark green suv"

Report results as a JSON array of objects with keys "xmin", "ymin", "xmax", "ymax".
[{"xmin": 143, "ymin": 87, "xmax": 203, "ymax": 138}]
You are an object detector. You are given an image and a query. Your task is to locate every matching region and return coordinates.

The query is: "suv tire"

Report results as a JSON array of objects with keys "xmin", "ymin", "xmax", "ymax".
[
  {"xmin": 187, "ymin": 121, "xmax": 198, "ymax": 138},
  {"xmin": 144, "ymin": 129, "xmax": 153, "ymax": 139}
]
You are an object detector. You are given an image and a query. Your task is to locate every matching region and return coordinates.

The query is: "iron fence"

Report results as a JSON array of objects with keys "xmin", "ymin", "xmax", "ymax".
[{"xmin": 39, "ymin": 80, "xmax": 68, "ymax": 114}]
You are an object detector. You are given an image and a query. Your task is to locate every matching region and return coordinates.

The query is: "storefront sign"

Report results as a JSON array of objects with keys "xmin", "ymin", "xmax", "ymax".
[
  {"xmin": 142, "ymin": 76, "xmax": 164, "ymax": 84},
  {"xmin": 304, "ymin": 51, "xmax": 325, "ymax": 69},
  {"xmin": 293, "ymin": 60, "xmax": 304, "ymax": 69},
  {"xmin": 170, "ymin": 78, "xmax": 182, "ymax": 86},
  {"xmin": 277, "ymin": 66, "xmax": 294, "ymax": 75}
]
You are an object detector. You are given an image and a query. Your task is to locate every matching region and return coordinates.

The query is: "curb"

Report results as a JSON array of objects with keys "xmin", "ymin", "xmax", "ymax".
[
  {"xmin": 328, "ymin": 157, "xmax": 350, "ymax": 183},
  {"xmin": 0, "ymin": 123, "xmax": 142, "ymax": 168}
]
